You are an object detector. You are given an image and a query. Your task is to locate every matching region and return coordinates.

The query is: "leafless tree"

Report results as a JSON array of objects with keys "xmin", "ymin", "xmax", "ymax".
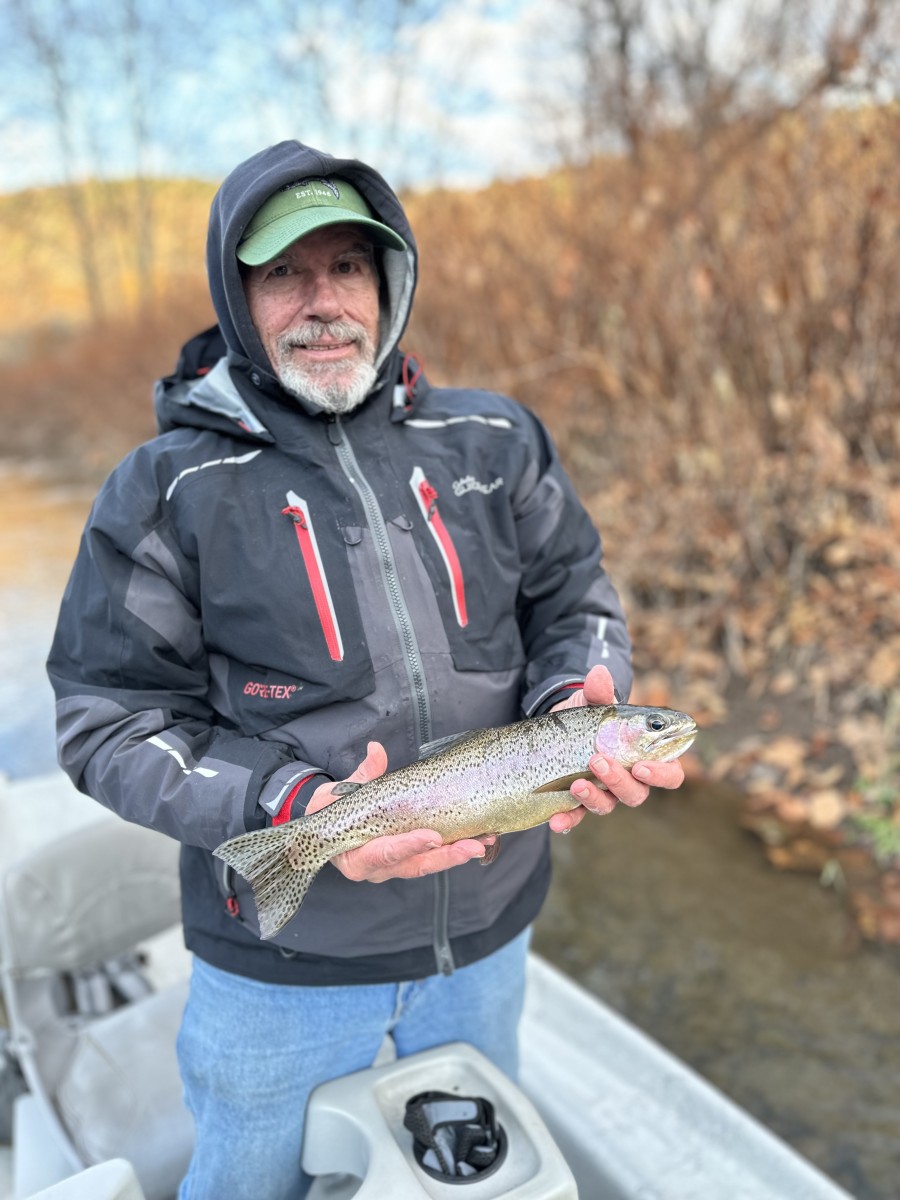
[
  {"xmin": 9, "ymin": 0, "xmax": 108, "ymax": 321},
  {"xmin": 538, "ymin": 0, "xmax": 895, "ymax": 166}
]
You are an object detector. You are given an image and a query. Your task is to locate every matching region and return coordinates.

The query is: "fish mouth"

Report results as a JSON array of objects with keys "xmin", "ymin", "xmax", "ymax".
[{"xmin": 654, "ymin": 726, "xmax": 697, "ymax": 759}]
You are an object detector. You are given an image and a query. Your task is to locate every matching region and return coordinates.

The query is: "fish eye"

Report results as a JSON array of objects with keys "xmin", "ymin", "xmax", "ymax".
[{"xmin": 646, "ymin": 715, "xmax": 667, "ymax": 732}]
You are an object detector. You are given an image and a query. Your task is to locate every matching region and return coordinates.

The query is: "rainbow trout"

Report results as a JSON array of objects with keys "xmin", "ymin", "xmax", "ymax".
[{"xmin": 214, "ymin": 703, "xmax": 697, "ymax": 939}]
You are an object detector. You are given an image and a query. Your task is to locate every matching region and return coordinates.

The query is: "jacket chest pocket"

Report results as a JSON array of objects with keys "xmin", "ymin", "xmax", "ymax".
[
  {"xmin": 408, "ymin": 466, "xmax": 525, "ymax": 673},
  {"xmin": 203, "ymin": 491, "xmax": 375, "ymax": 733},
  {"xmin": 282, "ymin": 491, "xmax": 348, "ymax": 662}
]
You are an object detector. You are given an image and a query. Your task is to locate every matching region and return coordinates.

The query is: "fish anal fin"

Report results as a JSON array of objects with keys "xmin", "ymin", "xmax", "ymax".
[
  {"xmin": 480, "ymin": 836, "xmax": 501, "ymax": 866},
  {"xmin": 532, "ymin": 772, "xmax": 592, "ymax": 794}
]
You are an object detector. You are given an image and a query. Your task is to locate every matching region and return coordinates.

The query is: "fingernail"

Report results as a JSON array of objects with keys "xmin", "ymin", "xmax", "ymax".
[
  {"xmin": 572, "ymin": 782, "xmax": 590, "ymax": 800},
  {"xmin": 633, "ymin": 766, "xmax": 651, "ymax": 782},
  {"xmin": 589, "ymin": 755, "xmax": 610, "ymax": 779}
]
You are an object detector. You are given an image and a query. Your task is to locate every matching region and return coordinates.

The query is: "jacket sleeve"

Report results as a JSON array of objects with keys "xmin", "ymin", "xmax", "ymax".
[
  {"xmin": 513, "ymin": 411, "xmax": 633, "ymax": 716},
  {"xmin": 46, "ymin": 458, "xmax": 327, "ymax": 852}
]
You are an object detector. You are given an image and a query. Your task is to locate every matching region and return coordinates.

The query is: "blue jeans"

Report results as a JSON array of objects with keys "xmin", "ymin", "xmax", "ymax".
[{"xmin": 176, "ymin": 928, "xmax": 530, "ymax": 1200}]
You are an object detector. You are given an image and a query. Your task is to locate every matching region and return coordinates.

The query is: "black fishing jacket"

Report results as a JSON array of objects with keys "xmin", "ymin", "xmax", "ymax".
[{"xmin": 47, "ymin": 140, "xmax": 633, "ymax": 984}]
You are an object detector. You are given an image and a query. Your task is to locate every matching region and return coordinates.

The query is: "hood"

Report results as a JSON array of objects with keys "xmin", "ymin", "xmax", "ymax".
[{"xmin": 207, "ymin": 139, "xmax": 417, "ymax": 383}]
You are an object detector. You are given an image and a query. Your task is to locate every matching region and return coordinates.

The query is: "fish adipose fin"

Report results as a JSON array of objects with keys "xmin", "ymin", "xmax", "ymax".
[
  {"xmin": 532, "ymin": 772, "xmax": 593, "ymax": 794},
  {"xmin": 214, "ymin": 823, "xmax": 330, "ymax": 940}
]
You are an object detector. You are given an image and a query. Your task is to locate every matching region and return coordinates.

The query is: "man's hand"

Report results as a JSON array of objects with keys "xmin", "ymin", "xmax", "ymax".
[
  {"xmin": 547, "ymin": 665, "xmax": 686, "ymax": 833},
  {"xmin": 305, "ymin": 742, "xmax": 491, "ymax": 883}
]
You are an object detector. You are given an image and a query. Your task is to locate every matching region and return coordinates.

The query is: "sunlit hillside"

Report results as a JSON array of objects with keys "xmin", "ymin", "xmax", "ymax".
[
  {"xmin": 2, "ymin": 104, "xmax": 900, "ymax": 939},
  {"xmin": 0, "ymin": 177, "xmax": 215, "ymax": 351}
]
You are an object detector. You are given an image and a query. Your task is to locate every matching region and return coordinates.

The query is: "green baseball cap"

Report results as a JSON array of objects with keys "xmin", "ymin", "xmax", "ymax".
[{"xmin": 236, "ymin": 176, "xmax": 407, "ymax": 265}]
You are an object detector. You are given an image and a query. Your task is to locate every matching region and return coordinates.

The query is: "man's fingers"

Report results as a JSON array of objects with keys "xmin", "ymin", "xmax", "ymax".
[
  {"xmin": 346, "ymin": 740, "xmax": 388, "ymax": 784},
  {"xmin": 549, "ymin": 807, "xmax": 588, "ymax": 833},
  {"xmin": 563, "ymin": 753, "xmax": 687, "ymax": 818},
  {"xmin": 550, "ymin": 664, "xmax": 616, "ymax": 712},
  {"xmin": 631, "ymin": 760, "xmax": 686, "ymax": 790},
  {"xmin": 570, "ymin": 776, "xmax": 619, "ymax": 814},
  {"xmin": 581, "ymin": 664, "xmax": 616, "ymax": 706},
  {"xmin": 334, "ymin": 830, "xmax": 488, "ymax": 883}
]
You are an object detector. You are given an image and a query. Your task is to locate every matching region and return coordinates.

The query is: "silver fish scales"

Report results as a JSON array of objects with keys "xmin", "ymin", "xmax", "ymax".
[{"xmin": 214, "ymin": 703, "xmax": 697, "ymax": 939}]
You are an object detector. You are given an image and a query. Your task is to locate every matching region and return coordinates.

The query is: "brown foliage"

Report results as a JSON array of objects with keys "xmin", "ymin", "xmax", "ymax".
[{"xmin": 0, "ymin": 282, "xmax": 215, "ymax": 475}]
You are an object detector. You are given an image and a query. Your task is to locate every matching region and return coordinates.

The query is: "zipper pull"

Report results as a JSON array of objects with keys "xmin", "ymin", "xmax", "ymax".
[
  {"xmin": 282, "ymin": 505, "xmax": 307, "ymax": 528},
  {"xmin": 327, "ymin": 416, "xmax": 343, "ymax": 446},
  {"xmin": 420, "ymin": 480, "xmax": 439, "ymax": 519}
]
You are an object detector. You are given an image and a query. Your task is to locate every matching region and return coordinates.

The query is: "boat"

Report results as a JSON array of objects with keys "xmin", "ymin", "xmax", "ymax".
[{"xmin": 0, "ymin": 771, "xmax": 853, "ymax": 1200}]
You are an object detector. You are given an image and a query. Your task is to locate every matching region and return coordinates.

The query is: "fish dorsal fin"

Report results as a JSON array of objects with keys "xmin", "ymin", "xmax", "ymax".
[
  {"xmin": 330, "ymin": 781, "xmax": 363, "ymax": 797},
  {"xmin": 532, "ymin": 772, "xmax": 593, "ymax": 794},
  {"xmin": 418, "ymin": 730, "xmax": 481, "ymax": 760}
]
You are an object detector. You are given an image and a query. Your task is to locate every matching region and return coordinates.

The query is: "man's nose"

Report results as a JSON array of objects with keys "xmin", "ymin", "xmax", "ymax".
[{"xmin": 302, "ymin": 272, "xmax": 343, "ymax": 322}]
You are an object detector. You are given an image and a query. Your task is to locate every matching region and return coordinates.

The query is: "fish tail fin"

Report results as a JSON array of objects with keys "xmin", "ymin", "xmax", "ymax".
[{"xmin": 213, "ymin": 822, "xmax": 329, "ymax": 940}]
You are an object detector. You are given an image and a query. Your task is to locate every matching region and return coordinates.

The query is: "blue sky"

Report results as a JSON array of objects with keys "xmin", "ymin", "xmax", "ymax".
[
  {"xmin": 1, "ymin": 0, "xmax": 564, "ymax": 193},
  {"xmin": 2, "ymin": 0, "xmax": 891, "ymax": 196}
]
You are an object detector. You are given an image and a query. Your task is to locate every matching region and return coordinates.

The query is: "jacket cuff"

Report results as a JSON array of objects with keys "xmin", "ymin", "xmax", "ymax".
[{"xmin": 258, "ymin": 766, "xmax": 333, "ymax": 825}]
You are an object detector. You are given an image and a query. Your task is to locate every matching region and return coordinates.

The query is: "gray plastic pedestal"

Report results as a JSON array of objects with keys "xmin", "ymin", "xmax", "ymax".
[{"xmin": 303, "ymin": 1042, "xmax": 578, "ymax": 1198}]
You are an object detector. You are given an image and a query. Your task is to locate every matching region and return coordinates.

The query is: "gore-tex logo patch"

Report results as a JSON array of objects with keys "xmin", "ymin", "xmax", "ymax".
[
  {"xmin": 243, "ymin": 681, "xmax": 301, "ymax": 700},
  {"xmin": 452, "ymin": 474, "xmax": 504, "ymax": 497}
]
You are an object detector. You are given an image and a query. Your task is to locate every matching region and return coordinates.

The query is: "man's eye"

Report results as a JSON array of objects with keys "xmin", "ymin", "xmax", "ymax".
[
  {"xmin": 335, "ymin": 260, "xmax": 358, "ymax": 275},
  {"xmin": 269, "ymin": 264, "xmax": 290, "ymax": 278}
]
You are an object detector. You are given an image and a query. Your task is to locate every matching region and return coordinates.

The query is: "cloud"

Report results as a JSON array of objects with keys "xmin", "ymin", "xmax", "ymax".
[
  {"xmin": 0, "ymin": 119, "xmax": 62, "ymax": 191},
  {"xmin": 0, "ymin": 0, "xmax": 553, "ymax": 193}
]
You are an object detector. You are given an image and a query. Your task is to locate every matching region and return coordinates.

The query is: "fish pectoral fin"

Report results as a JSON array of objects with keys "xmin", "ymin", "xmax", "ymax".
[
  {"xmin": 532, "ymin": 772, "xmax": 592, "ymax": 794},
  {"xmin": 480, "ymin": 836, "xmax": 501, "ymax": 866},
  {"xmin": 330, "ymin": 781, "xmax": 362, "ymax": 797}
]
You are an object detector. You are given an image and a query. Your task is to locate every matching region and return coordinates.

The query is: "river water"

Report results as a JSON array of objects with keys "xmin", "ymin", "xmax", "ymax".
[{"xmin": 1, "ymin": 463, "xmax": 898, "ymax": 1199}]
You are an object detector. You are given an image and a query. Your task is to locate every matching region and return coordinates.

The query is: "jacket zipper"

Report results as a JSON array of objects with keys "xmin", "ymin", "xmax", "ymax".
[
  {"xmin": 328, "ymin": 418, "xmax": 455, "ymax": 974},
  {"xmin": 409, "ymin": 467, "xmax": 468, "ymax": 627},
  {"xmin": 328, "ymin": 418, "xmax": 431, "ymax": 749},
  {"xmin": 282, "ymin": 491, "xmax": 344, "ymax": 662}
]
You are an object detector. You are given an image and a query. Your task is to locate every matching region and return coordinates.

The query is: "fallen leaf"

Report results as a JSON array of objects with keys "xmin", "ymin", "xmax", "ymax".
[{"xmin": 806, "ymin": 788, "xmax": 848, "ymax": 830}]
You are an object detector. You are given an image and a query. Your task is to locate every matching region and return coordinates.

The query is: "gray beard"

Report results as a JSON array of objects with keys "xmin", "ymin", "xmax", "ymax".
[{"xmin": 272, "ymin": 321, "xmax": 378, "ymax": 414}]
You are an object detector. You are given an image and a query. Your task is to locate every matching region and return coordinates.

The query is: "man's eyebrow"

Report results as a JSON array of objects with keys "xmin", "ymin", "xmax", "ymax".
[{"xmin": 341, "ymin": 241, "xmax": 375, "ymax": 259}]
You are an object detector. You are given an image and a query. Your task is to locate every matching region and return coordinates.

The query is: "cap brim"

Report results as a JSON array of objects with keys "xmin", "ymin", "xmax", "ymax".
[{"xmin": 237, "ymin": 209, "xmax": 406, "ymax": 265}]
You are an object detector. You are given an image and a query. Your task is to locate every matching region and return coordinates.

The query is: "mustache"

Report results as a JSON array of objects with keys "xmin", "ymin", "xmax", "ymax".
[{"xmin": 278, "ymin": 320, "xmax": 369, "ymax": 350}]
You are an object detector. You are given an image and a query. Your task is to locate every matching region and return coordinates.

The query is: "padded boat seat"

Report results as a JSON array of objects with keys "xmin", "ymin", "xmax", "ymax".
[
  {"xmin": 56, "ymin": 980, "xmax": 189, "ymax": 1197},
  {"xmin": 0, "ymin": 815, "xmax": 194, "ymax": 1200}
]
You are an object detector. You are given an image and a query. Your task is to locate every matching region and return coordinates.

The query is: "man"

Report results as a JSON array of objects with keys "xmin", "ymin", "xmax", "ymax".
[{"xmin": 48, "ymin": 141, "xmax": 684, "ymax": 1199}]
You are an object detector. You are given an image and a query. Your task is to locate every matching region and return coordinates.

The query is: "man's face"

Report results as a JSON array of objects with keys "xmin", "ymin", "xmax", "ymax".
[{"xmin": 242, "ymin": 224, "xmax": 381, "ymax": 413}]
